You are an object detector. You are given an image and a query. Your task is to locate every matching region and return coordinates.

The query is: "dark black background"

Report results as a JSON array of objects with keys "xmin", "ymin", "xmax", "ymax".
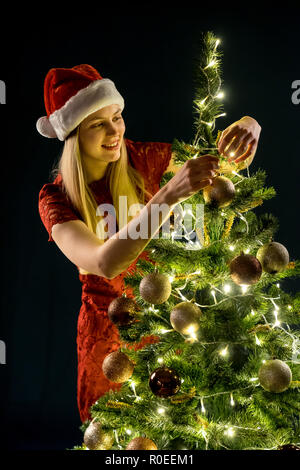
[{"xmin": 1, "ymin": 5, "xmax": 300, "ymax": 451}]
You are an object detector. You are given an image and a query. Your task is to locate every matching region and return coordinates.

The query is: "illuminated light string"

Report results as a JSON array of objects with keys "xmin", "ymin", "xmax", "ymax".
[
  {"xmin": 196, "ymin": 383, "xmax": 260, "ymax": 420},
  {"xmin": 171, "ymin": 278, "xmax": 299, "ymax": 358},
  {"xmin": 113, "ymin": 429, "xmax": 122, "ymax": 449}
]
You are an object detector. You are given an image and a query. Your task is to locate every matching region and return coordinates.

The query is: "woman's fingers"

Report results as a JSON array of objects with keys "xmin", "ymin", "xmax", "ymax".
[
  {"xmin": 221, "ymin": 129, "xmax": 249, "ymax": 156},
  {"xmin": 197, "ymin": 154, "xmax": 220, "ymax": 165},
  {"xmin": 218, "ymin": 127, "xmax": 240, "ymax": 154},
  {"xmin": 197, "ymin": 179, "xmax": 213, "ymax": 190},
  {"xmin": 233, "ymin": 140, "xmax": 256, "ymax": 163}
]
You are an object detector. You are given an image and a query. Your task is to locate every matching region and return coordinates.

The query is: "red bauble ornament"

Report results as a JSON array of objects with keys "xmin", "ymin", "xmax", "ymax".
[{"xmin": 149, "ymin": 367, "xmax": 181, "ymax": 397}]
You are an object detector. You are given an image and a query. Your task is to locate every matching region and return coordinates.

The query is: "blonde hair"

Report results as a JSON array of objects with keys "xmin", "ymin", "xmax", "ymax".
[{"xmin": 51, "ymin": 128, "xmax": 153, "ymax": 275}]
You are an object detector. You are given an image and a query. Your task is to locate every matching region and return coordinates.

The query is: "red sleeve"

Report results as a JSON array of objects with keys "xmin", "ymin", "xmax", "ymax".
[
  {"xmin": 125, "ymin": 139, "xmax": 172, "ymax": 187},
  {"xmin": 38, "ymin": 181, "xmax": 82, "ymax": 242}
]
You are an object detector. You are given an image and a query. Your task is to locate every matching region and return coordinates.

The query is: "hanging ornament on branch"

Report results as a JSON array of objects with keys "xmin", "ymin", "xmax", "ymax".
[
  {"xmin": 258, "ymin": 359, "xmax": 292, "ymax": 393},
  {"xmin": 126, "ymin": 437, "xmax": 158, "ymax": 450},
  {"xmin": 170, "ymin": 301, "xmax": 202, "ymax": 335},
  {"xmin": 149, "ymin": 367, "xmax": 181, "ymax": 397},
  {"xmin": 203, "ymin": 175, "xmax": 235, "ymax": 208},
  {"xmin": 256, "ymin": 241, "xmax": 290, "ymax": 274},
  {"xmin": 139, "ymin": 271, "xmax": 172, "ymax": 304},
  {"xmin": 108, "ymin": 296, "xmax": 139, "ymax": 326},
  {"xmin": 230, "ymin": 252, "xmax": 262, "ymax": 285},
  {"xmin": 83, "ymin": 421, "xmax": 114, "ymax": 450},
  {"xmin": 102, "ymin": 350, "xmax": 134, "ymax": 383}
]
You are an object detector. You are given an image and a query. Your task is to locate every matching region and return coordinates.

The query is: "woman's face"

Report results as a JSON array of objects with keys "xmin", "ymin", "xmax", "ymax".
[{"xmin": 79, "ymin": 104, "xmax": 125, "ymax": 163}]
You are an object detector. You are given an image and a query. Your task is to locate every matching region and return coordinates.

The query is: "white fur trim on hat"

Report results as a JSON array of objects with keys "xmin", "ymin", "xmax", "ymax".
[
  {"xmin": 36, "ymin": 116, "xmax": 58, "ymax": 138},
  {"xmin": 36, "ymin": 78, "xmax": 124, "ymax": 141}
]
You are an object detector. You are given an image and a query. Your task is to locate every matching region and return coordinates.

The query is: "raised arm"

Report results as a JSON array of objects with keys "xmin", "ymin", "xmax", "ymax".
[{"xmin": 51, "ymin": 154, "xmax": 219, "ymax": 279}]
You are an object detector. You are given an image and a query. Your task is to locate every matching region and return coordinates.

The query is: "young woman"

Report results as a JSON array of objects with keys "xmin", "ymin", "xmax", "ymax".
[{"xmin": 37, "ymin": 64, "xmax": 261, "ymax": 423}]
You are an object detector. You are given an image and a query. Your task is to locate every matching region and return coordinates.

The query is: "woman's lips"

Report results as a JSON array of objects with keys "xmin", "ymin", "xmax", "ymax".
[{"xmin": 102, "ymin": 140, "xmax": 119, "ymax": 150}]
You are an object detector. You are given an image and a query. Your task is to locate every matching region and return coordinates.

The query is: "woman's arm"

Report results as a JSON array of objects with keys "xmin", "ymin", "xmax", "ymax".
[{"xmin": 51, "ymin": 154, "xmax": 219, "ymax": 279}]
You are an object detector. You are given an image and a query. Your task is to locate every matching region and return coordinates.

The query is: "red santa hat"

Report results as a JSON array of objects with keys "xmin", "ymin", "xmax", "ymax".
[{"xmin": 36, "ymin": 64, "xmax": 124, "ymax": 141}]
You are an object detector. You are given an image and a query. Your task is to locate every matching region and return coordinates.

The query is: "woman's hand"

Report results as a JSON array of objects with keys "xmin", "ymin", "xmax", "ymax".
[
  {"xmin": 217, "ymin": 116, "xmax": 261, "ymax": 165},
  {"xmin": 164, "ymin": 154, "xmax": 219, "ymax": 205}
]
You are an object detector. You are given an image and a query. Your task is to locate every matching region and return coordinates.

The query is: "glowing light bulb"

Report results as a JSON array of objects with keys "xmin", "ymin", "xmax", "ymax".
[
  {"xmin": 226, "ymin": 427, "xmax": 235, "ymax": 437},
  {"xmin": 126, "ymin": 429, "xmax": 132, "ymax": 435},
  {"xmin": 168, "ymin": 275, "xmax": 175, "ymax": 283},
  {"xmin": 229, "ymin": 152, "xmax": 235, "ymax": 158},
  {"xmin": 161, "ymin": 328, "xmax": 171, "ymax": 334},
  {"xmin": 201, "ymin": 398, "xmax": 206, "ymax": 414},
  {"xmin": 157, "ymin": 357, "xmax": 163, "ymax": 364},
  {"xmin": 157, "ymin": 407, "xmax": 165, "ymax": 414},
  {"xmin": 223, "ymin": 283, "xmax": 231, "ymax": 294},
  {"xmin": 230, "ymin": 393, "xmax": 235, "ymax": 406},
  {"xmin": 251, "ymin": 309, "xmax": 255, "ymax": 316},
  {"xmin": 229, "ymin": 245, "xmax": 235, "ymax": 251},
  {"xmin": 205, "ymin": 60, "xmax": 217, "ymax": 69},
  {"xmin": 288, "ymin": 305, "xmax": 292, "ymax": 310},
  {"xmin": 216, "ymin": 91, "xmax": 224, "ymax": 99},
  {"xmin": 241, "ymin": 284, "xmax": 249, "ymax": 294},
  {"xmin": 211, "ymin": 290, "xmax": 217, "ymax": 304},
  {"xmin": 186, "ymin": 325, "xmax": 197, "ymax": 339},
  {"xmin": 255, "ymin": 334, "xmax": 261, "ymax": 346},
  {"xmin": 220, "ymin": 345, "xmax": 229, "ymax": 357},
  {"xmin": 244, "ymin": 248, "xmax": 250, "ymax": 254}
]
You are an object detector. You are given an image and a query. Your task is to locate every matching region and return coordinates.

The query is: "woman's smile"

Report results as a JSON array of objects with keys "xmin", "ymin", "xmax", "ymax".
[{"xmin": 102, "ymin": 140, "xmax": 120, "ymax": 150}]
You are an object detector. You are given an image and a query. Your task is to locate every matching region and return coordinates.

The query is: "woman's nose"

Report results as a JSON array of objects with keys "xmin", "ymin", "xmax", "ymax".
[{"xmin": 106, "ymin": 121, "xmax": 118, "ymax": 135}]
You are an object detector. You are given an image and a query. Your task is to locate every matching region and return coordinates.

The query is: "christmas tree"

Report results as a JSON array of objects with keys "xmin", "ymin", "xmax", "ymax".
[{"xmin": 77, "ymin": 32, "xmax": 300, "ymax": 451}]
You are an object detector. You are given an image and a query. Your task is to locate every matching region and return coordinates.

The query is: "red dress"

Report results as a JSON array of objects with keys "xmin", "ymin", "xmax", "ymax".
[{"xmin": 38, "ymin": 138, "xmax": 172, "ymax": 422}]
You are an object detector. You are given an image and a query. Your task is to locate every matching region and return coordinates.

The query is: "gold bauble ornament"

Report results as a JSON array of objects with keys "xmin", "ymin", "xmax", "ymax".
[
  {"xmin": 126, "ymin": 437, "xmax": 158, "ymax": 450},
  {"xmin": 170, "ymin": 301, "xmax": 201, "ymax": 334},
  {"xmin": 230, "ymin": 252, "xmax": 262, "ymax": 285},
  {"xmin": 203, "ymin": 175, "xmax": 235, "ymax": 208},
  {"xmin": 102, "ymin": 350, "xmax": 134, "ymax": 383},
  {"xmin": 139, "ymin": 272, "xmax": 172, "ymax": 304},
  {"xmin": 83, "ymin": 421, "xmax": 114, "ymax": 450},
  {"xmin": 256, "ymin": 241, "xmax": 289, "ymax": 274},
  {"xmin": 108, "ymin": 296, "xmax": 138, "ymax": 326},
  {"xmin": 258, "ymin": 359, "xmax": 292, "ymax": 393}
]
